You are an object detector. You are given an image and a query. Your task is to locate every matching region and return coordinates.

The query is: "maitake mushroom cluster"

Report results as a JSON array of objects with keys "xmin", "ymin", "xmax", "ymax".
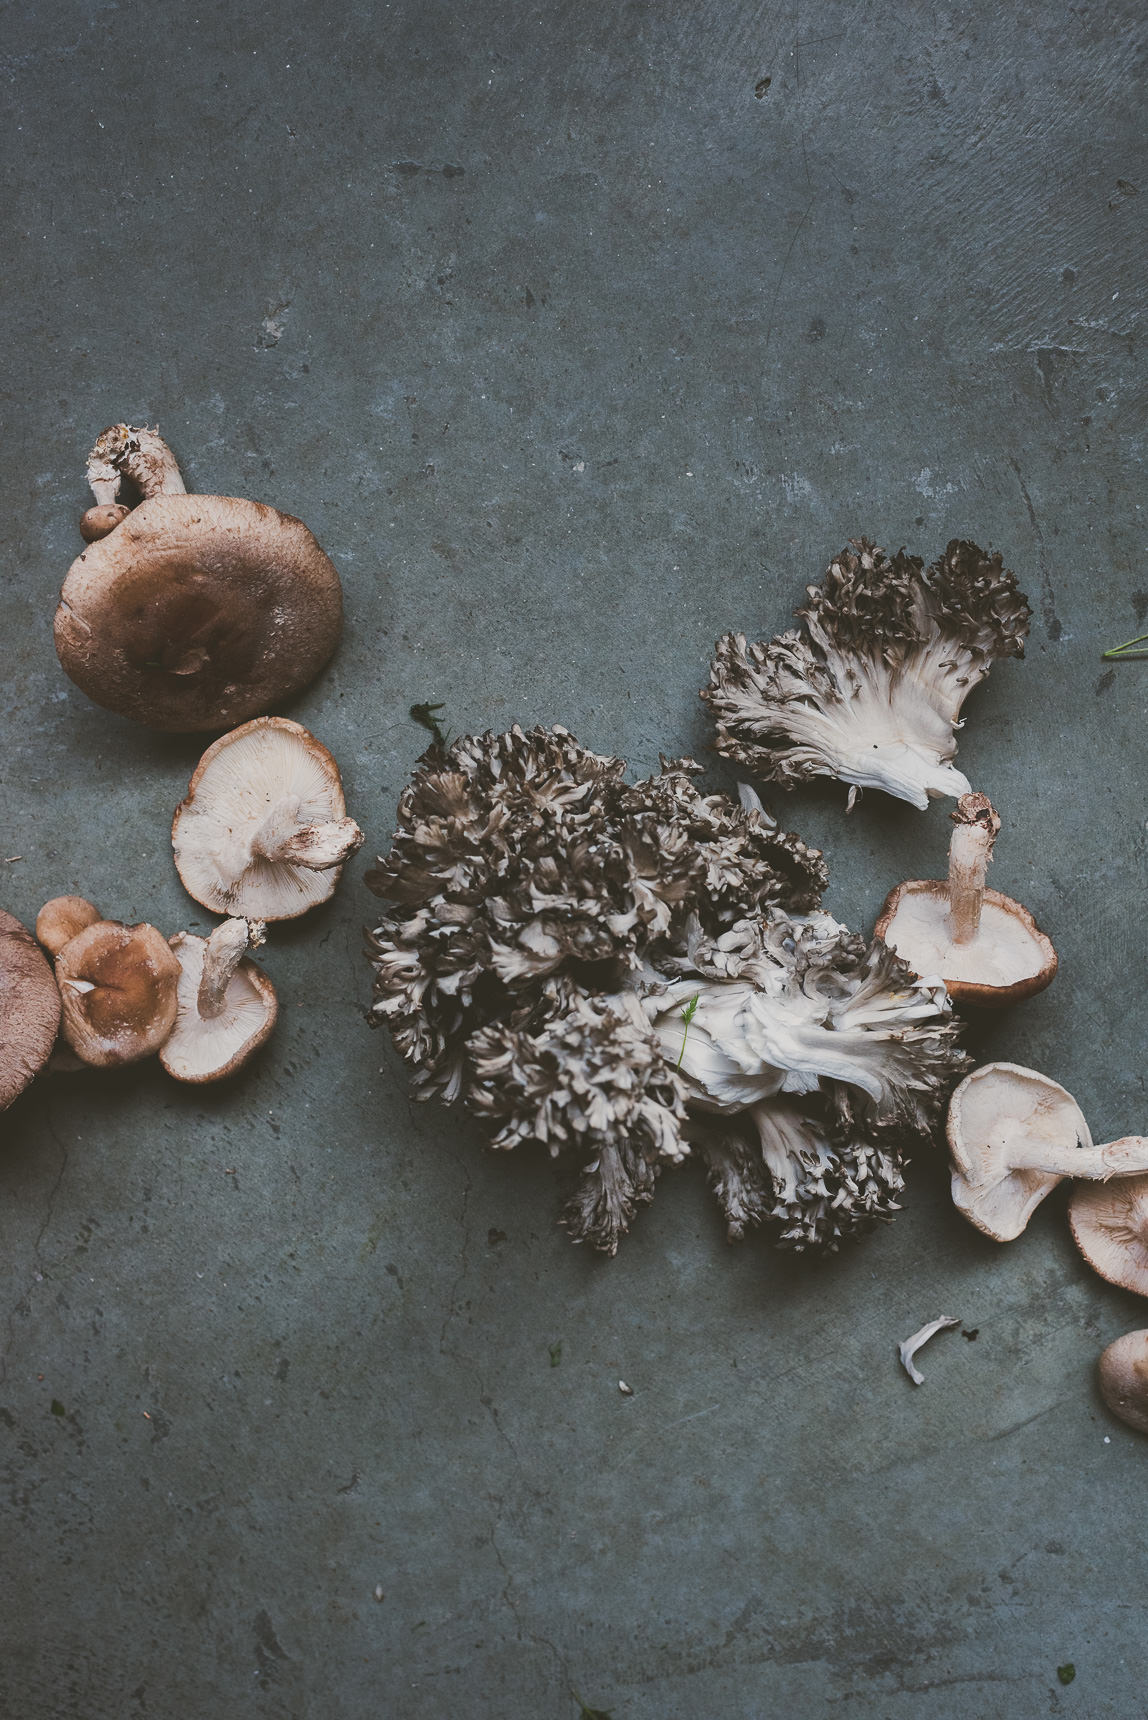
[
  {"xmin": 704, "ymin": 538, "xmax": 1030, "ymax": 811},
  {"xmin": 366, "ymin": 724, "xmax": 968, "ymax": 1254}
]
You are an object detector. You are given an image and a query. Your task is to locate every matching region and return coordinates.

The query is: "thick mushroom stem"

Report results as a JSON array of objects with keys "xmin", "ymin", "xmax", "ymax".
[
  {"xmin": 249, "ymin": 799, "xmax": 364, "ymax": 871},
  {"xmin": 198, "ymin": 918, "xmax": 264, "ymax": 1019},
  {"xmin": 947, "ymin": 792, "xmax": 1001, "ymax": 944},
  {"xmin": 86, "ymin": 424, "xmax": 188, "ymax": 505}
]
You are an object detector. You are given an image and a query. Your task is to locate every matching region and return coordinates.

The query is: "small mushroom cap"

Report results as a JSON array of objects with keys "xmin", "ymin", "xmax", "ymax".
[
  {"xmin": 947, "ymin": 1061, "xmax": 1091, "ymax": 1241},
  {"xmin": 172, "ymin": 717, "xmax": 360, "ymax": 920},
  {"xmin": 159, "ymin": 931, "xmax": 277, "ymax": 1082},
  {"xmin": 875, "ymin": 881, "xmax": 1057, "ymax": 1007},
  {"xmin": 55, "ymin": 920, "xmax": 181, "ymax": 1067},
  {"xmin": 54, "ymin": 493, "xmax": 342, "ymax": 731},
  {"xmin": 79, "ymin": 503, "xmax": 131, "ymax": 543},
  {"xmin": 35, "ymin": 895, "xmax": 102, "ymax": 957},
  {"xmin": 1069, "ymin": 1175, "xmax": 1148, "ymax": 1298},
  {"xmin": 1098, "ymin": 1330, "xmax": 1148, "ymax": 1434},
  {"xmin": 0, "ymin": 909, "xmax": 62, "ymax": 1110}
]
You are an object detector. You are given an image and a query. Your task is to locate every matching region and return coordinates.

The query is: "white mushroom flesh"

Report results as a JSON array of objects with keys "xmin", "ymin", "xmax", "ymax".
[
  {"xmin": 882, "ymin": 892, "xmax": 1046, "ymax": 987},
  {"xmin": 899, "ymin": 1317, "xmax": 961, "ymax": 1385},
  {"xmin": 174, "ymin": 722, "xmax": 360, "ymax": 919},
  {"xmin": 161, "ymin": 932, "xmax": 274, "ymax": 1080}
]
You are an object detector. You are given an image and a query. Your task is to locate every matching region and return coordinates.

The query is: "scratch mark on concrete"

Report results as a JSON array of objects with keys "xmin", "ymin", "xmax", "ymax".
[
  {"xmin": 1008, "ymin": 456, "xmax": 1062, "ymax": 641},
  {"xmin": 764, "ymin": 197, "xmax": 817, "ymax": 350},
  {"xmin": 987, "ymin": 1400, "xmax": 1063, "ymax": 1441}
]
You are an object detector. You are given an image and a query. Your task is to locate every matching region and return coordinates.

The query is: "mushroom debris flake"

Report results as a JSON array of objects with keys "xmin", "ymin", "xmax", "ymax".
[
  {"xmin": 703, "ymin": 539, "xmax": 1031, "ymax": 811},
  {"xmin": 365, "ymin": 725, "xmax": 967, "ymax": 1254}
]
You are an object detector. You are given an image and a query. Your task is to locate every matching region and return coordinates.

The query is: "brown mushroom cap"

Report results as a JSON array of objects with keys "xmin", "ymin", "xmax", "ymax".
[
  {"xmin": 172, "ymin": 717, "xmax": 363, "ymax": 920},
  {"xmin": 55, "ymin": 920, "xmax": 181, "ymax": 1067},
  {"xmin": 160, "ymin": 926, "xmax": 277, "ymax": 1082},
  {"xmin": 35, "ymin": 895, "xmax": 102, "ymax": 957},
  {"xmin": 875, "ymin": 880, "xmax": 1057, "ymax": 1007},
  {"xmin": 54, "ymin": 493, "xmax": 342, "ymax": 731},
  {"xmin": 1069, "ymin": 1175, "xmax": 1148, "ymax": 1298},
  {"xmin": 1098, "ymin": 1330, "xmax": 1148, "ymax": 1434},
  {"xmin": 0, "ymin": 909, "xmax": 62, "ymax": 1110}
]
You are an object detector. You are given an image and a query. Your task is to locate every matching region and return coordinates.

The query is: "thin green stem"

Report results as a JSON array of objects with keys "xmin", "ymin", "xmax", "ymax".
[
  {"xmin": 1102, "ymin": 632, "xmax": 1148, "ymax": 660},
  {"xmin": 676, "ymin": 994, "xmax": 700, "ymax": 1068}
]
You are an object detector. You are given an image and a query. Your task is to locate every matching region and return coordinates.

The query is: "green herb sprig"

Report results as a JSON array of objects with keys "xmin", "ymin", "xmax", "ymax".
[{"xmin": 676, "ymin": 993, "xmax": 701, "ymax": 1068}]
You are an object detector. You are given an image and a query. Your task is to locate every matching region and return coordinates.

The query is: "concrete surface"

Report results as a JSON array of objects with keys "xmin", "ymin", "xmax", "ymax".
[{"xmin": 3, "ymin": 2, "xmax": 1148, "ymax": 1715}]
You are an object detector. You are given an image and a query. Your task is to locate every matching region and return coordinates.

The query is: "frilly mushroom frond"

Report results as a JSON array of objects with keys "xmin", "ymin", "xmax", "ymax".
[
  {"xmin": 698, "ymin": 1103, "xmax": 907, "ymax": 1252},
  {"xmin": 468, "ymin": 985, "xmax": 689, "ymax": 1254},
  {"xmin": 770, "ymin": 1134, "xmax": 907, "ymax": 1252},
  {"xmin": 644, "ymin": 912, "xmax": 967, "ymax": 1250},
  {"xmin": 922, "ymin": 539, "xmax": 1032, "ymax": 660},
  {"xmin": 703, "ymin": 538, "xmax": 1031, "ymax": 810},
  {"xmin": 612, "ymin": 759, "xmax": 827, "ymax": 936}
]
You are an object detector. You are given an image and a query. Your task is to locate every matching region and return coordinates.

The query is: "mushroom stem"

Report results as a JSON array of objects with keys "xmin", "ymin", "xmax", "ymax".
[
  {"xmin": 197, "ymin": 918, "xmax": 261, "ymax": 1019},
  {"xmin": 86, "ymin": 424, "xmax": 188, "ymax": 506},
  {"xmin": 970, "ymin": 1134, "xmax": 1148, "ymax": 1184},
  {"xmin": 947, "ymin": 792, "xmax": 1001, "ymax": 944},
  {"xmin": 249, "ymin": 798, "xmax": 364, "ymax": 871}
]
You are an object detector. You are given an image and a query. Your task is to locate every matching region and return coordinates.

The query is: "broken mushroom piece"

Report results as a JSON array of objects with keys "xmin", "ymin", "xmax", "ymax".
[
  {"xmin": 172, "ymin": 717, "xmax": 363, "ymax": 920},
  {"xmin": 1097, "ymin": 1330, "xmax": 1148, "ymax": 1435},
  {"xmin": 55, "ymin": 424, "xmax": 343, "ymax": 731},
  {"xmin": 898, "ymin": 1316, "xmax": 961, "ymax": 1386},
  {"xmin": 1069, "ymin": 1175, "xmax": 1148, "ymax": 1298},
  {"xmin": 160, "ymin": 918, "xmax": 277, "ymax": 1083},
  {"xmin": 0, "ymin": 909, "xmax": 62, "ymax": 1110},
  {"xmin": 55, "ymin": 919, "xmax": 181, "ymax": 1067},
  {"xmin": 875, "ymin": 794, "xmax": 1057, "ymax": 1007},
  {"xmin": 948, "ymin": 1063, "xmax": 1148, "ymax": 1241},
  {"xmin": 35, "ymin": 895, "xmax": 102, "ymax": 958}
]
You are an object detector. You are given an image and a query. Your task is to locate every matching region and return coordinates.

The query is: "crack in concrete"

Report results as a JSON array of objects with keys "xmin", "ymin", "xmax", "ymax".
[
  {"xmin": 485, "ymin": 1500, "xmax": 572, "ymax": 1696},
  {"xmin": 437, "ymin": 1156, "xmax": 474, "ymax": 1356}
]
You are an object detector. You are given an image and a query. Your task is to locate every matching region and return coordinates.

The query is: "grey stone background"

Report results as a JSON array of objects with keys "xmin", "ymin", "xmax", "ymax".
[{"xmin": 3, "ymin": 2, "xmax": 1147, "ymax": 1714}]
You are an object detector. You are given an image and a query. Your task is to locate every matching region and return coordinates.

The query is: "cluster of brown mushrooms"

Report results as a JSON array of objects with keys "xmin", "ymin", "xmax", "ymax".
[{"xmin": 0, "ymin": 425, "xmax": 360, "ymax": 1112}]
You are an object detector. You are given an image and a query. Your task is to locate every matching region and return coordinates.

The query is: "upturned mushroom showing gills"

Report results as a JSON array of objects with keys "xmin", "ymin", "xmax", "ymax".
[
  {"xmin": 1069, "ymin": 1175, "xmax": 1148, "ymax": 1298},
  {"xmin": 0, "ymin": 909, "xmax": 62, "ymax": 1111},
  {"xmin": 160, "ymin": 918, "xmax": 277, "ymax": 1083},
  {"xmin": 172, "ymin": 717, "xmax": 363, "ymax": 920},
  {"xmin": 947, "ymin": 1062, "xmax": 1148, "ymax": 1241},
  {"xmin": 874, "ymin": 793, "xmax": 1057, "ymax": 1007},
  {"xmin": 54, "ymin": 918, "xmax": 181, "ymax": 1067},
  {"xmin": 54, "ymin": 424, "xmax": 343, "ymax": 731}
]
